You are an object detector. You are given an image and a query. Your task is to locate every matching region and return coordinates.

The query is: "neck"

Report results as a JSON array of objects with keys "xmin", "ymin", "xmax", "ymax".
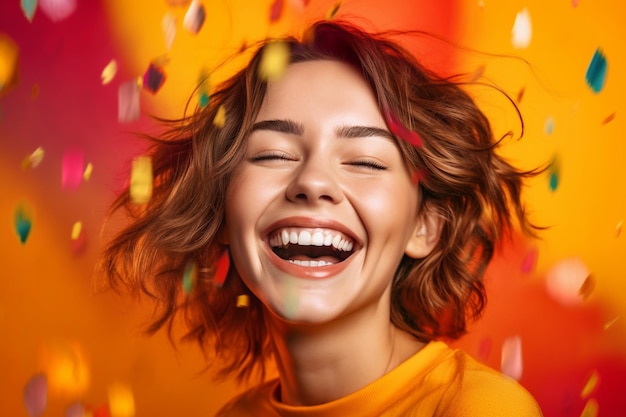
[{"xmin": 266, "ymin": 295, "xmax": 425, "ymax": 406}]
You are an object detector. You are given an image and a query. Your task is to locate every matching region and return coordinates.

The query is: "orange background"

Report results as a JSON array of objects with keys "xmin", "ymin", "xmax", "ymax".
[{"xmin": 1, "ymin": 0, "xmax": 625, "ymax": 416}]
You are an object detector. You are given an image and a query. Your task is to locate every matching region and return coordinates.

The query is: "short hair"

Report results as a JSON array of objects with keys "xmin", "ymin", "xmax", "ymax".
[{"xmin": 98, "ymin": 19, "xmax": 540, "ymax": 383}]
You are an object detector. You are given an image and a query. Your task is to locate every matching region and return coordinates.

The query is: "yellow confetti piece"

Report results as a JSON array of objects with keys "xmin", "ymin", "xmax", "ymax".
[
  {"xmin": 580, "ymin": 398, "xmax": 598, "ymax": 417},
  {"xmin": 326, "ymin": 1, "xmax": 341, "ymax": 20},
  {"xmin": 259, "ymin": 41, "xmax": 290, "ymax": 81},
  {"xmin": 101, "ymin": 60, "xmax": 117, "ymax": 85},
  {"xmin": 83, "ymin": 162, "xmax": 93, "ymax": 180},
  {"xmin": 22, "ymin": 146, "xmax": 45, "ymax": 169},
  {"xmin": 108, "ymin": 383, "xmax": 135, "ymax": 417},
  {"xmin": 511, "ymin": 8, "xmax": 532, "ymax": 49},
  {"xmin": 603, "ymin": 316, "xmax": 619, "ymax": 330},
  {"xmin": 236, "ymin": 294, "xmax": 249, "ymax": 308},
  {"xmin": 130, "ymin": 156, "xmax": 153, "ymax": 204},
  {"xmin": 71, "ymin": 221, "xmax": 82, "ymax": 240},
  {"xmin": 615, "ymin": 220, "xmax": 622, "ymax": 237},
  {"xmin": 39, "ymin": 340, "xmax": 89, "ymax": 396},
  {"xmin": 213, "ymin": 105, "xmax": 226, "ymax": 128},
  {"xmin": 581, "ymin": 370, "xmax": 599, "ymax": 398}
]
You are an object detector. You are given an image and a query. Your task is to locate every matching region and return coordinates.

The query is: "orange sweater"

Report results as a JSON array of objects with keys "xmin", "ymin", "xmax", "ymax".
[{"xmin": 216, "ymin": 341, "xmax": 543, "ymax": 416}]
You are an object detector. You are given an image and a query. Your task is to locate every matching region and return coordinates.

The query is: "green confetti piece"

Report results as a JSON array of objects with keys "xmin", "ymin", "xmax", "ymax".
[
  {"xmin": 14, "ymin": 203, "xmax": 33, "ymax": 244},
  {"xmin": 182, "ymin": 261, "xmax": 197, "ymax": 294},
  {"xmin": 21, "ymin": 0, "xmax": 37, "ymax": 21}
]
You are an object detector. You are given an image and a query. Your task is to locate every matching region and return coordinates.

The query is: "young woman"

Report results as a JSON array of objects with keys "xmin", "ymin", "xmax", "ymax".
[{"xmin": 100, "ymin": 20, "xmax": 543, "ymax": 416}]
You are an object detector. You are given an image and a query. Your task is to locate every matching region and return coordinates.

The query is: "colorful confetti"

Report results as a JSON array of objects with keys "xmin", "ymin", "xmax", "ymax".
[
  {"xmin": 521, "ymin": 246, "xmax": 538, "ymax": 274},
  {"xmin": 62, "ymin": 150, "xmax": 84, "ymax": 190},
  {"xmin": 259, "ymin": 41, "xmax": 290, "ymax": 81},
  {"xmin": 326, "ymin": 1, "xmax": 341, "ymax": 20},
  {"xmin": 616, "ymin": 220, "xmax": 622, "ymax": 237},
  {"xmin": 183, "ymin": 0, "xmax": 206, "ymax": 35},
  {"xmin": 601, "ymin": 112, "xmax": 615, "ymax": 125},
  {"xmin": 182, "ymin": 261, "xmax": 197, "ymax": 294},
  {"xmin": 0, "ymin": 33, "xmax": 20, "ymax": 95},
  {"xmin": 511, "ymin": 8, "xmax": 532, "ymax": 49},
  {"xmin": 214, "ymin": 250, "xmax": 230, "ymax": 287},
  {"xmin": 142, "ymin": 63, "xmax": 166, "ymax": 94},
  {"xmin": 236, "ymin": 294, "xmax": 249, "ymax": 308},
  {"xmin": 118, "ymin": 81, "xmax": 140, "ymax": 123},
  {"xmin": 385, "ymin": 109, "xmax": 423, "ymax": 148},
  {"xmin": 545, "ymin": 257, "xmax": 590, "ymax": 306},
  {"xmin": 603, "ymin": 316, "xmax": 619, "ymax": 330},
  {"xmin": 501, "ymin": 335, "xmax": 523, "ymax": 381},
  {"xmin": 129, "ymin": 156, "xmax": 153, "ymax": 204},
  {"xmin": 548, "ymin": 154, "xmax": 560, "ymax": 192},
  {"xmin": 14, "ymin": 202, "xmax": 33, "ymax": 244},
  {"xmin": 580, "ymin": 398, "xmax": 599, "ymax": 417},
  {"xmin": 581, "ymin": 370, "xmax": 599, "ymax": 398},
  {"xmin": 23, "ymin": 373, "xmax": 47, "ymax": 417},
  {"xmin": 39, "ymin": 340, "xmax": 89, "ymax": 396},
  {"xmin": 65, "ymin": 403, "xmax": 85, "ymax": 417},
  {"xmin": 108, "ymin": 383, "xmax": 135, "ymax": 417},
  {"xmin": 162, "ymin": 12, "xmax": 176, "ymax": 50},
  {"xmin": 585, "ymin": 48, "xmax": 607, "ymax": 94},
  {"xmin": 478, "ymin": 337, "xmax": 492, "ymax": 361},
  {"xmin": 516, "ymin": 86, "xmax": 525, "ymax": 103},
  {"xmin": 269, "ymin": 0, "xmax": 284, "ymax": 23},
  {"xmin": 38, "ymin": 0, "xmax": 77, "ymax": 22},
  {"xmin": 22, "ymin": 147, "xmax": 45, "ymax": 169},
  {"xmin": 101, "ymin": 60, "xmax": 117, "ymax": 85},
  {"xmin": 213, "ymin": 104, "xmax": 226, "ymax": 128},
  {"xmin": 71, "ymin": 221, "xmax": 82, "ymax": 240},
  {"xmin": 21, "ymin": 0, "xmax": 37, "ymax": 22},
  {"xmin": 578, "ymin": 274, "xmax": 595, "ymax": 300},
  {"xmin": 83, "ymin": 162, "xmax": 93, "ymax": 180},
  {"xmin": 544, "ymin": 116, "xmax": 555, "ymax": 135}
]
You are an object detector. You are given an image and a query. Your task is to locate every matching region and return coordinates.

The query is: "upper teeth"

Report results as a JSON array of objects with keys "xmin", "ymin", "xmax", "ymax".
[{"xmin": 269, "ymin": 229, "xmax": 354, "ymax": 252}]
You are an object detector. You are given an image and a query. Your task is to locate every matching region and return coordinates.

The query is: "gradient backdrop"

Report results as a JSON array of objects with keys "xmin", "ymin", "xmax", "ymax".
[{"xmin": 1, "ymin": 0, "xmax": 625, "ymax": 416}]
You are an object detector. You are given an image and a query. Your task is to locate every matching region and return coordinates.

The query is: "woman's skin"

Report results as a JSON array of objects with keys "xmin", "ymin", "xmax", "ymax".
[{"xmin": 224, "ymin": 60, "xmax": 440, "ymax": 406}]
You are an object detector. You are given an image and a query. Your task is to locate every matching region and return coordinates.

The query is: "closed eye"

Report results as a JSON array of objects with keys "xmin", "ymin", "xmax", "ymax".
[
  {"xmin": 347, "ymin": 160, "xmax": 388, "ymax": 171},
  {"xmin": 250, "ymin": 152, "xmax": 297, "ymax": 162}
]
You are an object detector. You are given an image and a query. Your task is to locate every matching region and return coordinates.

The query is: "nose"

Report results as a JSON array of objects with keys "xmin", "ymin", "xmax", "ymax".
[{"xmin": 285, "ymin": 156, "xmax": 343, "ymax": 205}]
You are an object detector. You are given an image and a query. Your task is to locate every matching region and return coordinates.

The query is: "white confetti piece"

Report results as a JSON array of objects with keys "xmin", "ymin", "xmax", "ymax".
[
  {"xmin": 39, "ymin": 0, "xmax": 77, "ymax": 22},
  {"xmin": 501, "ymin": 335, "xmax": 523, "ymax": 380},
  {"xmin": 511, "ymin": 8, "xmax": 532, "ymax": 49},
  {"xmin": 546, "ymin": 257, "xmax": 590, "ymax": 306}
]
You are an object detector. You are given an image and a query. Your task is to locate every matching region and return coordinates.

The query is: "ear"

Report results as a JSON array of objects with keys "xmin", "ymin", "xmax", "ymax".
[{"xmin": 404, "ymin": 211, "xmax": 442, "ymax": 259}]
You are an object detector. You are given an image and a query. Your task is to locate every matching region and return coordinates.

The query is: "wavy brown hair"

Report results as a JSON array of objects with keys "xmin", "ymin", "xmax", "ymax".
[{"xmin": 98, "ymin": 20, "xmax": 541, "ymax": 383}]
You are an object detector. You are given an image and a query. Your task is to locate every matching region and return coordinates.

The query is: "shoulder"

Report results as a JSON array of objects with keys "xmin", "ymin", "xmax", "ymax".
[
  {"xmin": 436, "ymin": 348, "xmax": 543, "ymax": 417},
  {"xmin": 214, "ymin": 380, "xmax": 279, "ymax": 417}
]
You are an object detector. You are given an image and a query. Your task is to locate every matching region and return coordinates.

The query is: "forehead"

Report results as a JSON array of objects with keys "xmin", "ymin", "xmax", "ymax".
[{"xmin": 255, "ymin": 59, "xmax": 383, "ymax": 124}]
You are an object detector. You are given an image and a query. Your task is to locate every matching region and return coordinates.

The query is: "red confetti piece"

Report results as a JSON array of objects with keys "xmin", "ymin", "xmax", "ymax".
[
  {"xmin": 602, "ymin": 112, "xmax": 616, "ymax": 125},
  {"xmin": 521, "ymin": 246, "xmax": 538, "ymax": 274},
  {"xmin": 214, "ymin": 250, "xmax": 230, "ymax": 287},
  {"xmin": 269, "ymin": 0, "xmax": 284, "ymax": 23},
  {"xmin": 385, "ymin": 109, "xmax": 423, "ymax": 147},
  {"xmin": 478, "ymin": 337, "xmax": 492, "ymax": 361},
  {"xmin": 23, "ymin": 373, "xmax": 47, "ymax": 417},
  {"xmin": 62, "ymin": 150, "xmax": 84, "ymax": 190}
]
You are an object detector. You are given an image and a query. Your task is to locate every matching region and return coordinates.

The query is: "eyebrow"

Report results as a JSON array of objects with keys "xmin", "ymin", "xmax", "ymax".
[{"xmin": 251, "ymin": 119, "xmax": 394, "ymax": 141}]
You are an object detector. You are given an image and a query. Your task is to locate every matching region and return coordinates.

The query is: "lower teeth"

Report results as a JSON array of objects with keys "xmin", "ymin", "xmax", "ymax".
[{"xmin": 288, "ymin": 259, "xmax": 332, "ymax": 267}]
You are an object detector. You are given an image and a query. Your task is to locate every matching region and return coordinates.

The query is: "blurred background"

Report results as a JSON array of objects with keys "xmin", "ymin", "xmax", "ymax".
[{"xmin": 1, "ymin": 0, "xmax": 624, "ymax": 416}]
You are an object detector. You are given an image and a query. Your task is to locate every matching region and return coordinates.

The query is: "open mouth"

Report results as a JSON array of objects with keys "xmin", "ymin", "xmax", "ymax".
[{"xmin": 267, "ymin": 228, "xmax": 356, "ymax": 267}]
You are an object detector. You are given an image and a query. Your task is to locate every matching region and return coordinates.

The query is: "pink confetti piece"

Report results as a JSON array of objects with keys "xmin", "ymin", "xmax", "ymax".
[
  {"xmin": 142, "ymin": 63, "xmax": 166, "ymax": 94},
  {"xmin": 478, "ymin": 337, "xmax": 492, "ymax": 361},
  {"xmin": 118, "ymin": 81, "xmax": 141, "ymax": 123},
  {"xmin": 269, "ymin": 0, "xmax": 284, "ymax": 23},
  {"xmin": 14, "ymin": 202, "xmax": 33, "ymax": 244},
  {"xmin": 21, "ymin": 0, "xmax": 37, "ymax": 22},
  {"xmin": 521, "ymin": 246, "xmax": 538, "ymax": 274},
  {"xmin": 384, "ymin": 109, "xmax": 423, "ymax": 147},
  {"xmin": 214, "ymin": 250, "xmax": 230, "ymax": 287},
  {"xmin": 501, "ymin": 335, "xmax": 523, "ymax": 380},
  {"xmin": 62, "ymin": 150, "xmax": 84, "ymax": 190},
  {"xmin": 23, "ymin": 373, "xmax": 47, "ymax": 417},
  {"xmin": 65, "ymin": 403, "xmax": 85, "ymax": 417},
  {"xmin": 545, "ymin": 257, "xmax": 590, "ymax": 306},
  {"xmin": 183, "ymin": 0, "xmax": 206, "ymax": 35},
  {"xmin": 39, "ymin": 0, "xmax": 77, "ymax": 22}
]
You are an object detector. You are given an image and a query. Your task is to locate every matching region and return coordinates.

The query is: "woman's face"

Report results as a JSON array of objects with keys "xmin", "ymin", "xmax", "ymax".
[{"xmin": 224, "ymin": 59, "xmax": 420, "ymax": 324}]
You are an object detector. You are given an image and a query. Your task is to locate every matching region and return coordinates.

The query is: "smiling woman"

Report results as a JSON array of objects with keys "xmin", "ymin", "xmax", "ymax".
[{"xmin": 98, "ymin": 20, "xmax": 544, "ymax": 416}]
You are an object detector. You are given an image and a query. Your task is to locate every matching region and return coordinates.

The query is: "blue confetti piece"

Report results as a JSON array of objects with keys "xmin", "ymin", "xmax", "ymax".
[
  {"xmin": 585, "ymin": 48, "xmax": 607, "ymax": 94},
  {"xmin": 21, "ymin": 0, "xmax": 37, "ymax": 22},
  {"xmin": 14, "ymin": 203, "xmax": 33, "ymax": 244},
  {"xmin": 548, "ymin": 155, "xmax": 560, "ymax": 192}
]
